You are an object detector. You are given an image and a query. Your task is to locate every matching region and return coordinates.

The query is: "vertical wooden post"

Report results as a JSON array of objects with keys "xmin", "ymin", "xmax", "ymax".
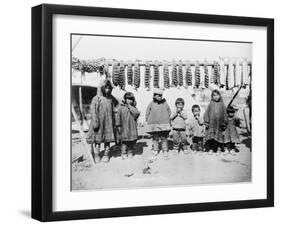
[
  {"xmin": 79, "ymin": 87, "xmax": 83, "ymax": 122},
  {"xmin": 225, "ymin": 64, "xmax": 229, "ymax": 89},
  {"xmin": 248, "ymin": 64, "xmax": 252, "ymax": 131},
  {"xmin": 78, "ymin": 71, "xmax": 89, "ymax": 129},
  {"xmin": 249, "ymin": 64, "xmax": 252, "ymax": 86},
  {"xmin": 243, "ymin": 108, "xmax": 251, "ymax": 134},
  {"xmin": 79, "ymin": 71, "xmax": 85, "ymax": 125},
  {"xmin": 72, "ymin": 104, "xmax": 94, "ymax": 166},
  {"xmin": 233, "ymin": 63, "xmax": 236, "ymax": 86}
]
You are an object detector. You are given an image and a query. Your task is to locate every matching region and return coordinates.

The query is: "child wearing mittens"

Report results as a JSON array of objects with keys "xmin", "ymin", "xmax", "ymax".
[
  {"xmin": 116, "ymin": 92, "xmax": 140, "ymax": 159},
  {"xmin": 145, "ymin": 88, "xmax": 171, "ymax": 156}
]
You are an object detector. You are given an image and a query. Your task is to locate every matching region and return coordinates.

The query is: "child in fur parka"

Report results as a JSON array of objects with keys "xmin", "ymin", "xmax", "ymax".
[
  {"xmin": 204, "ymin": 89, "xmax": 228, "ymax": 154},
  {"xmin": 86, "ymin": 79, "xmax": 118, "ymax": 163},
  {"xmin": 145, "ymin": 88, "xmax": 171, "ymax": 156},
  {"xmin": 116, "ymin": 92, "xmax": 140, "ymax": 159}
]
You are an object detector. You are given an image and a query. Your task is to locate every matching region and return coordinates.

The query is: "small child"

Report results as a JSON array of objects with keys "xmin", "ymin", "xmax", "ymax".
[
  {"xmin": 203, "ymin": 89, "xmax": 228, "ymax": 154},
  {"xmin": 116, "ymin": 92, "xmax": 140, "ymax": 159},
  {"xmin": 170, "ymin": 98, "xmax": 189, "ymax": 154},
  {"xmin": 87, "ymin": 79, "xmax": 118, "ymax": 163},
  {"xmin": 223, "ymin": 106, "xmax": 241, "ymax": 155},
  {"xmin": 188, "ymin": 104, "xmax": 205, "ymax": 153},
  {"xmin": 145, "ymin": 88, "xmax": 171, "ymax": 156}
]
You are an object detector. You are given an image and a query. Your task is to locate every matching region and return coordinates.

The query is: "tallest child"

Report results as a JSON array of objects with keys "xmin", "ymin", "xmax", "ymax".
[{"xmin": 86, "ymin": 79, "xmax": 118, "ymax": 163}]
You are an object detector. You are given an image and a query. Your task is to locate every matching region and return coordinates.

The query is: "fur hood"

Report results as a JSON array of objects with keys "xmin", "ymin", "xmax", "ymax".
[
  {"xmin": 153, "ymin": 98, "xmax": 167, "ymax": 104},
  {"xmin": 97, "ymin": 79, "xmax": 113, "ymax": 96}
]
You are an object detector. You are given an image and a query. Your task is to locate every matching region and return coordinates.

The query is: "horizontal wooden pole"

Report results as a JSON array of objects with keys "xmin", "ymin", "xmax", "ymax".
[
  {"xmin": 104, "ymin": 62, "xmax": 252, "ymax": 67},
  {"xmin": 73, "ymin": 58, "xmax": 252, "ymax": 67}
]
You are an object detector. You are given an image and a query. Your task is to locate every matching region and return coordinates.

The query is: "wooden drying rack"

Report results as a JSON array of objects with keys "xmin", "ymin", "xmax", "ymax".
[{"xmin": 87, "ymin": 60, "xmax": 252, "ymax": 67}]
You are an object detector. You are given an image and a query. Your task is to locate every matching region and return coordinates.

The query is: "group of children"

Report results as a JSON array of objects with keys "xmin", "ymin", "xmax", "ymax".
[{"xmin": 86, "ymin": 79, "xmax": 241, "ymax": 164}]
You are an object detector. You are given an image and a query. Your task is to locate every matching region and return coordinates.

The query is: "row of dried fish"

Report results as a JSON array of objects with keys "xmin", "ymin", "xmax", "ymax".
[{"xmin": 106, "ymin": 61, "xmax": 250, "ymax": 90}]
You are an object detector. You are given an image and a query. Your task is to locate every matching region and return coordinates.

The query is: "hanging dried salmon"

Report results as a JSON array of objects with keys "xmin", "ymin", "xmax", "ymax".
[
  {"xmin": 213, "ymin": 61, "xmax": 220, "ymax": 86},
  {"xmin": 119, "ymin": 61, "xmax": 125, "ymax": 90},
  {"xmin": 178, "ymin": 61, "xmax": 183, "ymax": 87},
  {"xmin": 163, "ymin": 62, "xmax": 170, "ymax": 89},
  {"xmin": 127, "ymin": 62, "xmax": 133, "ymax": 86},
  {"xmin": 153, "ymin": 61, "xmax": 160, "ymax": 88},
  {"xmin": 185, "ymin": 62, "xmax": 192, "ymax": 87},
  {"xmin": 195, "ymin": 62, "xmax": 200, "ymax": 88},
  {"xmin": 204, "ymin": 61, "xmax": 209, "ymax": 88},
  {"xmin": 133, "ymin": 62, "xmax": 140, "ymax": 89},
  {"xmin": 144, "ymin": 62, "xmax": 151, "ymax": 89},
  {"xmin": 172, "ymin": 62, "xmax": 178, "ymax": 87},
  {"xmin": 112, "ymin": 62, "xmax": 119, "ymax": 86}
]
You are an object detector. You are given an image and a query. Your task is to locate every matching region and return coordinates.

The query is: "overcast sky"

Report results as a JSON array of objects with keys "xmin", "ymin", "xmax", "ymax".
[{"xmin": 72, "ymin": 34, "xmax": 252, "ymax": 62}]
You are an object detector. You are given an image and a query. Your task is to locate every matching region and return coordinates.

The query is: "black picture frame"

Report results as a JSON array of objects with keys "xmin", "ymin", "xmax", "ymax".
[{"xmin": 31, "ymin": 4, "xmax": 274, "ymax": 222}]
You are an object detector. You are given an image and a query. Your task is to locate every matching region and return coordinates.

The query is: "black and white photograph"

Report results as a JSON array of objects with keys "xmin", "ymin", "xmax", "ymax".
[
  {"xmin": 71, "ymin": 34, "xmax": 252, "ymax": 191},
  {"xmin": 29, "ymin": 3, "xmax": 274, "ymax": 222}
]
